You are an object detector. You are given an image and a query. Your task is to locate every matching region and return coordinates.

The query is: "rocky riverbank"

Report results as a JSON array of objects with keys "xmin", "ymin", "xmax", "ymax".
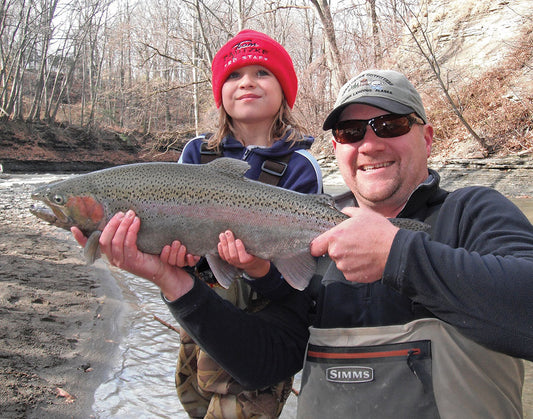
[
  {"xmin": 319, "ymin": 155, "xmax": 533, "ymax": 198},
  {"xmin": 431, "ymin": 156, "xmax": 533, "ymax": 198},
  {"xmin": 0, "ymin": 120, "xmax": 184, "ymax": 173}
]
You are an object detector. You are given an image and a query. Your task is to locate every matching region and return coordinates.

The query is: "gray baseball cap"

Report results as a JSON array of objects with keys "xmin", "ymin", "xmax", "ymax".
[{"xmin": 323, "ymin": 69, "xmax": 427, "ymax": 130}]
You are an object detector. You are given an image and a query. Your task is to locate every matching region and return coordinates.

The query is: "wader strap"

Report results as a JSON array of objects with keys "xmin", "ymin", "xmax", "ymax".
[
  {"xmin": 199, "ymin": 137, "xmax": 221, "ymax": 164},
  {"xmin": 199, "ymin": 138, "xmax": 292, "ymax": 187}
]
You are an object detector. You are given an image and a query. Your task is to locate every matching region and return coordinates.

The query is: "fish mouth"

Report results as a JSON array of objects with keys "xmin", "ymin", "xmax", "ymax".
[
  {"xmin": 31, "ymin": 192, "xmax": 70, "ymax": 224},
  {"xmin": 29, "ymin": 204, "xmax": 54, "ymax": 220},
  {"xmin": 30, "ymin": 193, "xmax": 74, "ymax": 228},
  {"xmin": 29, "ymin": 203, "xmax": 73, "ymax": 230}
]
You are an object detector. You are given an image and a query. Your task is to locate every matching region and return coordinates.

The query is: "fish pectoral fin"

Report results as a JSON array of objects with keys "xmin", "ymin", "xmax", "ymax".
[
  {"xmin": 274, "ymin": 253, "xmax": 317, "ymax": 291},
  {"xmin": 205, "ymin": 254, "xmax": 242, "ymax": 289},
  {"xmin": 83, "ymin": 231, "xmax": 102, "ymax": 264}
]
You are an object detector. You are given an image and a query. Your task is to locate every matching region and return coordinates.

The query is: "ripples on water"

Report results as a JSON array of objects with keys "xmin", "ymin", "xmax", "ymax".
[
  {"xmin": 92, "ymin": 272, "xmax": 188, "ymax": 418},
  {"xmin": 91, "ymin": 270, "xmax": 299, "ymax": 418}
]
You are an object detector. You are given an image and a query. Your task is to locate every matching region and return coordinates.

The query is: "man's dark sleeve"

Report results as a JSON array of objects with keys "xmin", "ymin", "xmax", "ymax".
[{"xmin": 383, "ymin": 187, "xmax": 533, "ymax": 360}]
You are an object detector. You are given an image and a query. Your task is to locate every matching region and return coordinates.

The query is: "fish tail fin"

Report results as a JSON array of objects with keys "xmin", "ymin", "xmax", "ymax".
[{"xmin": 389, "ymin": 218, "xmax": 431, "ymax": 232}]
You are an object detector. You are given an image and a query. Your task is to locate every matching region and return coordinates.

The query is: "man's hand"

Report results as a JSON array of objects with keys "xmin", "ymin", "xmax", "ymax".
[{"xmin": 310, "ymin": 207, "xmax": 399, "ymax": 283}]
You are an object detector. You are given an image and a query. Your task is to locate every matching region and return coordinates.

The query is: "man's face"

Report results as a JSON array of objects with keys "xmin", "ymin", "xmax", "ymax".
[{"xmin": 333, "ymin": 104, "xmax": 433, "ymax": 217}]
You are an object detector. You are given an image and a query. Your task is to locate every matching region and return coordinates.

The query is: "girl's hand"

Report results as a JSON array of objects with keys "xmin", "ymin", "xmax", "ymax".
[
  {"xmin": 217, "ymin": 230, "xmax": 270, "ymax": 278},
  {"xmin": 161, "ymin": 240, "xmax": 200, "ymax": 268}
]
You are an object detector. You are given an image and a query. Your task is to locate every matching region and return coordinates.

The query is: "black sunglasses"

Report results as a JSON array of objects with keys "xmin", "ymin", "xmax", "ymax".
[{"xmin": 332, "ymin": 114, "xmax": 424, "ymax": 144}]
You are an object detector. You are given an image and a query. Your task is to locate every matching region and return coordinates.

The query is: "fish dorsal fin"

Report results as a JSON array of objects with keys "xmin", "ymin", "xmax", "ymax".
[{"xmin": 207, "ymin": 157, "xmax": 250, "ymax": 177}]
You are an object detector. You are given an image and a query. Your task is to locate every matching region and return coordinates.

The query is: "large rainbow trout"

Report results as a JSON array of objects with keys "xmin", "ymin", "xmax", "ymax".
[{"xmin": 30, "ymin": 158, "xmax": 427, "ymax": 290}]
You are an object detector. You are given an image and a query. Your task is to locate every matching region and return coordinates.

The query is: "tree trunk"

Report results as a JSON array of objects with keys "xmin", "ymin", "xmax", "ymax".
[{"xmin": 310, "ymin": 0, "xmax": 348, "ymax": 92}]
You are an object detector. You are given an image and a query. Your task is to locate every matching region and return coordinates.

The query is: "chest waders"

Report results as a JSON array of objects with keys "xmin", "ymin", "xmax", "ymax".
[
  {"xmin": 297, "ymin": 317, "xmax": 524, "ymax": 419},
  {"xmin": 175, "ymin": 140, "xmax": 294, "ymax": 418},
  {"xmin": 296, "ymin": 196, "xmax": 525, "ymax": 418}
]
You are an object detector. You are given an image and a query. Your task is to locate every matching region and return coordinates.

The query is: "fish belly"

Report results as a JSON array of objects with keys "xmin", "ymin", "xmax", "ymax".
[{"xmin": 129, "ymin": 200, "xmax": 326, "ymax": 260}]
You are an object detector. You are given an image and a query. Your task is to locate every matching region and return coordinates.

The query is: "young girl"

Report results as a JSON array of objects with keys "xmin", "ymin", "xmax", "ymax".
[
  {"xmin": 171, "ymin": 30, "xmax": 322, "ymax": 418},
  {"xmin": 73, "ymin": 30, "xmax": 322, "ymax": 418}
]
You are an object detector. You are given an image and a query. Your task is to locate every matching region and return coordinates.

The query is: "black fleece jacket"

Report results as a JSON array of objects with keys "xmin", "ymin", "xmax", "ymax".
[{"xmin": 165, "ymin": 170, "xmax": 533, "ymax": 389}]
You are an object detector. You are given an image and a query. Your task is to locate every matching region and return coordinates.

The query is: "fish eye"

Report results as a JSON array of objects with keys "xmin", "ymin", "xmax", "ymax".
[{"xmin": 51, "ymin": 194, "xmax": 65, "ymax": 205}]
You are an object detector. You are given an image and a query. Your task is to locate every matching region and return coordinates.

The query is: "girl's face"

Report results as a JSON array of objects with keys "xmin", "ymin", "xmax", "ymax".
[{"xmin": 221, "ymin": 65, "xmax": 283, "ymax": 126}]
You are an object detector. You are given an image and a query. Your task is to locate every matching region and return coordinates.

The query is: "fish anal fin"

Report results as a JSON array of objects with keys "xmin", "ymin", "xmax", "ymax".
[
  {"xmin": 274, "ymin": 253, "xmax": 316, "ymax": 291},
  {"xmin": 205, "ymin": 254, "xmax": 242, "ymax": 289}
]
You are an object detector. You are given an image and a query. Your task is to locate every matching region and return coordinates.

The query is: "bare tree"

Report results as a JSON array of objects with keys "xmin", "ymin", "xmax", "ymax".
[
  {"xmin": 310, "ymin": 0, "xmax": 348, "ymax": 92},
  {"xmin": 27, "ymin": 0, "xmax": 59, "ymax": 121},
  {"xmin": 0, "ymin": 0, "xmax": 39, "ymax": 120},
  {"xmin": 367, "ymin": 0, "xmax": 381, "ymax": 67},
  {"xmin": 394, "ymin": 0, "xmax": 493, "ymax": 154}
]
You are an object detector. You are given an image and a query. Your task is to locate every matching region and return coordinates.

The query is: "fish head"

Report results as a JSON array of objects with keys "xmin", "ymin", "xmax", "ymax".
[{"xmin": 31, "ymin": 182, "xmax": 106, "ymax": 236}]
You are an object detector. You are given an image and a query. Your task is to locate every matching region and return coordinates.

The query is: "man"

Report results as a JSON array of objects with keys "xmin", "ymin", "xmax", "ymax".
[{"xmin": 79, "ymin": 70, "xmax": 533, "ymax": 418}]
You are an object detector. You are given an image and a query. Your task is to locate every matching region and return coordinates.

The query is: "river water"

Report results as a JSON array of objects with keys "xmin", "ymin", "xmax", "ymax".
[
  {"xmin": 90, "ymin": 267, "xmax": 303, "ymax": 418},
  {"xmin": 8, "ymin": 172, "xmax": 532, "ymax": 418}
]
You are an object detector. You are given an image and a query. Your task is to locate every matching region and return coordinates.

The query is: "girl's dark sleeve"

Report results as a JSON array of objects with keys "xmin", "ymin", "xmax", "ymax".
[{"xmin": 165, "ymin": 276, "xmax": 312, "ymax": 389}]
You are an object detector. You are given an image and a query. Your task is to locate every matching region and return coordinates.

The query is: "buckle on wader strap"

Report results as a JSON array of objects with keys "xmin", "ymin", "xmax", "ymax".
[
  {"xmin": 200, "ymin": 138, "xmax": 292, "ymax": 186},
  {"xmin": 199, "ymin": 138, "xmax": 221, "ymax": 164},
  {"xmin": 258, "ymin": 157, "xmax": 290, "ymax": 186}
]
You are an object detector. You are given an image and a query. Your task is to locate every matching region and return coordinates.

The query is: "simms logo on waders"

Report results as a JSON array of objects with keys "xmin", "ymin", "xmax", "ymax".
[{"xmin": 326, "ymin": 366, "xmax": 374, "ymax": 383}]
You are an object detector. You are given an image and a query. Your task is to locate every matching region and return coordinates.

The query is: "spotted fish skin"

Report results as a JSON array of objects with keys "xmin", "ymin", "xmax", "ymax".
[{"xmin": 30, "ymin": 158, "xmax": 427, "ymax": 290}]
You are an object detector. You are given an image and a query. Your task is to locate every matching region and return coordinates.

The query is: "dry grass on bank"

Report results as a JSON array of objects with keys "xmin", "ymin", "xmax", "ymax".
[{"xmin": 425, "ymin": 27, "xmax": 533, "ymax": 159}]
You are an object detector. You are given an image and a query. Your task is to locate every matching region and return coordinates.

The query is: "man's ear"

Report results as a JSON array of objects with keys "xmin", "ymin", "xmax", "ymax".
[{"xmin": 423, "ymin": 124, "xmax": 433, "ymax": 157}]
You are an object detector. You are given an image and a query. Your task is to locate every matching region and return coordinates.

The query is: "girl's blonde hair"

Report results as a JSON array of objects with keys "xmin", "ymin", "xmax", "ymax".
[{"xmin": 207, "ymin": 99, "xmax": 307, "ymax": 151}]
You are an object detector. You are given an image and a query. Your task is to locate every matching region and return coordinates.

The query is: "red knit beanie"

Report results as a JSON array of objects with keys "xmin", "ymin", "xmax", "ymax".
[{"xmin": 211, "ymin": 30, "xmax": 298, "ymax": 108}]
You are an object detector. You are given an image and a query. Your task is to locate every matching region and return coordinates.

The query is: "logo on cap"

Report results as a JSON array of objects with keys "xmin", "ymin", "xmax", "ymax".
[
  {"xmin": 222, "ymin": 39, "xmax": 269, "ymax": 69},
  {"xmin": 233, "ymin": 39, "xmax": 259, "ymax": 51},
  {"xmin": 357, "ymin": 77, "xmax": 388, "ymax": 91}
]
